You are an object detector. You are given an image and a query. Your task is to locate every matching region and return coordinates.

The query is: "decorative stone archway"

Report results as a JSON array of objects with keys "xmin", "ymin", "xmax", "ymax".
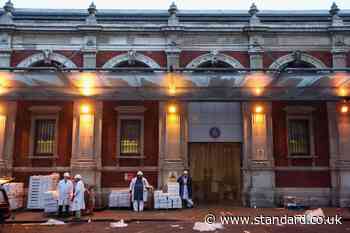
[
  {"xmin": 102, "ymin": 52, "xmax": 161, "ymax": 69},
  {"xmin": 186, "ymin": 52, "xmax": 245, "ymax": 69},
  {"xmin": 17, "ymin": 51, "xmax": 77, "ymax": 68},
  {"xmin": 269, "ymin": 53, "xmax": 327, "ymax": 70}
]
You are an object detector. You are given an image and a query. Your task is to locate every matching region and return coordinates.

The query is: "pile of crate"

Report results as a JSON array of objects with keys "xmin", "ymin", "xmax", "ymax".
[
  {"xmin": 3, "ymin": 182, "xmax": 24, "ymax": 210},
  {"xmin": 154, "ymin": 182, "xmax": 182, "ymax": 209},
  {"xmin": 27, "ymin": 173, "xmax": 60, "ymax": 209},
  {"xmin": 108, "ymin": 189, "xmax": 131, "ymax": 208},
  {"xmin": 43, "ymin": 191, "xmax": 59, "ymax": 213}
]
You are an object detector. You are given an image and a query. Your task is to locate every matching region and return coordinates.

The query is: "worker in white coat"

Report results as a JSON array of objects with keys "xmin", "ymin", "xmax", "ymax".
[
  {"xmin": 57, "ymin": 172, "xmax": 73, "ymax": 217},
  {"xmin": 71, "ymin": 174, "xmax": 85, "ymax": 220},
  {"xmin": 129, "ymin": 171, "xmax": 152, "ymax": 212}
]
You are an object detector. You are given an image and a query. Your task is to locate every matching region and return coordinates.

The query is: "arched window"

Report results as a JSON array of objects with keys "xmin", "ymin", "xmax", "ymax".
[
  {"xmin": 196, "ymin": 60, "xmax": 233, "ymax": 69},
  {"xmin": 113, "ymin": 60, "xmax": 150, "ymax": 69},
  {"xmin": 30, "ymin": 60, "xmax": 65, "ymax": 69}
]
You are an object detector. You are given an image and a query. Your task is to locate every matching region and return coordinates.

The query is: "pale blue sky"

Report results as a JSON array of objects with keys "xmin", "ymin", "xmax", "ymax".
[{"xmin": 1, "ymin": 0, "xmax": 350, "ymax": 10}]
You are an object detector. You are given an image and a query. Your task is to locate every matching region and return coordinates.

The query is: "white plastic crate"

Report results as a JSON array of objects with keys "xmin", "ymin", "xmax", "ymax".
[
  {"xmin": 166, "ymin": 183, "xmax": 180, "ymax": 195},
  {"xmin": 27, "ymin": 173, "xmax": 60, "ymax": 209},
  {"xmin": 109, "ymin": 189, "xmax": 131, "ymax": 208}
]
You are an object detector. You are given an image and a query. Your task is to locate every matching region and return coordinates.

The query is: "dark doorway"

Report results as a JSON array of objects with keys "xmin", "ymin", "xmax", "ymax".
[{"xmin": 189, "ymin": 142, "xmax": 242, "ymax": 206}]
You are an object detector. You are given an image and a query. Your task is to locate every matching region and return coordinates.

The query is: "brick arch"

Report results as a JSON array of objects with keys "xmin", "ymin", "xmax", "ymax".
[
  {"xmin": 102, "ymin": 52, "xmax": 161, "ymax": 69},
  {"xmin": 16, "ymin": 52, "xmax": 77, "ymax": 68},
  {"xmin": 269, "ymin": 53, "xmax": 327, "ymax": 70},
  {"xmin": 185, "ymin": 52, "xmax": 244, "ymax": 68}
]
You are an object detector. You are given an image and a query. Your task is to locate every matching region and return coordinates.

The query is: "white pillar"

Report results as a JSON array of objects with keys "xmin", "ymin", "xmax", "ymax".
[
  {"xmin": 242, "ymin": 102, "xmax": 275, "ymax": 207},
  {"xmin": 327, "ymin": 102, "xmax": 350, "ymax": 207},
  {"xmin": 158, "ymin": 102, "xmax": 187, "ymax": 188},
  {"xmin": 0, "ymin": 101, "xmax": 16, "ymax": 176},
  {"xmin": 71, "ymin": 100, "xmax": 102, "ymax": 191}
]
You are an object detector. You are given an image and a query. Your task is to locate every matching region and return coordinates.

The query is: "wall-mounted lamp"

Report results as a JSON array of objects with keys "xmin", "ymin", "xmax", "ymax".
[
  {"xmin": 254, "ymin": 87, "xmax": 263, "ymax": 96},
  {"xmin": 338, "ymin": 87, "xmax": 348, "ymax": 97},
  {"xmin": 254, "ymin": 105, "xmax": 264, "ymax": 114},
  {"xmin": 80, "ymin": 104, "xmax": 91, "ymax": 115},
  {"xmin": 169, "ymin": 84, "xmax": 177, "ymax": 95},
  {"xmin": 168, "ymin": 104, "xmax": 177, "ymax": 114},
  {"xmin": 341, "ymin": 104, "xmax": 349, "ymax": 114}
]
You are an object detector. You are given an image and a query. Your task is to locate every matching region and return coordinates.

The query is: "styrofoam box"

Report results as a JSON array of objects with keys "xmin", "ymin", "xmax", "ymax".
[
  {"xmin": 109, "ymin": 189, "xmax": 131, "ymax": 208},
  {"xmin": 166, "ymin": 183, "xmax": 180, "ymax": 195}
]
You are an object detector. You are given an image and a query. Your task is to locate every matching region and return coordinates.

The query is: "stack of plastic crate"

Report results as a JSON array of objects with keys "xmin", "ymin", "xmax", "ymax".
[
  {"xmin": 154, "ymin": 191, "xmax": 171, "ymax": 209},
  {"xmin": 168, "ymin": 195, "xmax": 182, "ymax": 209},
  {"xmin": 108, "ymin": 189, "xmax": 131, "ymax": 208},
  {"xmin": 43, "ymin": 191, "xmax": 58, "ymax": 213},
  {"xmin": 27, "ymin": 173, "xmax": 60, "ymax": 209},
  {"xmin": 3, "ymin": 183, "xmax": 24, "ymax": 210},
  {"xmin": 166, "ymin": 182, "xmax": 180, "ymax": 195}
]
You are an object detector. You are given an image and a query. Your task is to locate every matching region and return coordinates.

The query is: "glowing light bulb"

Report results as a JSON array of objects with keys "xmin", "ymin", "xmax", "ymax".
[
  {"xmin": 341, "ymin": 105, "xmax": 349, "ymax": 114},
  {"xmin": 168, "ymin": 104, "xmax": 177, "ymax": 114},
  {"xmin": 255, "ymin": 105, "xmax": 263, "ymax": 114},
  {"xmin": 80, "ymin": 104, "xmax": 91, "ymax": 114}
]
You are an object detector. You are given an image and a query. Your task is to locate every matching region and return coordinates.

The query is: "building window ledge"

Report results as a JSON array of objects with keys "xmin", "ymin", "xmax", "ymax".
[
  {"xmin": 118, "ymin": 156, "xmax": 145, "ymax": 159},
  {"xmin": 28, "ymin": 155, "xmax": 58, "ymax": 159},
  {"xmin": 288, "ymin": 155, "xmax": 317, "ymax": 159}
]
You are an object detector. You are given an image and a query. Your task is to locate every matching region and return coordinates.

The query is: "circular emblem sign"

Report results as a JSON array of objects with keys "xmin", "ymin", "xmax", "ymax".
[{"xmin": 209, "ymin": 127, "xmax": 221, "ymax": 139}]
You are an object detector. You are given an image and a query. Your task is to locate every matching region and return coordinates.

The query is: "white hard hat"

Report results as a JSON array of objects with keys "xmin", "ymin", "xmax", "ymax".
[
  {"xmin": 74, "ymin": 174, "xmax": 82, "ymax": 179},
  {"xmin": 137, "ymin": 171, "xmax": 143, "ymax": 176},
  {"xmin": 63, "ymin": 172, "xmax": 70, "ymax": 177}
]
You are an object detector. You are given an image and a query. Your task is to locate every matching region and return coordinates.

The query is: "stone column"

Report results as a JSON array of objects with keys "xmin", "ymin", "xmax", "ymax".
[
  {"xmin": 0, "ymin": 101, "xmax": 16, "ymax": 176},
  {"xmin": 82, "ymin": 35, "xmax": 97, "ymax": 69},
  {"xmin": 332, "ymin": 50, "xmax": 347, "ymax": 68},
  {"xmin": 248, "ymin": 34, "xmax": 264, "ymax": 70},
  {"xmin": 158, "ymin": 102, "xmax": 187, "ymax": 188},
  {"xmin": 166, "ymin": 48, "xmax": 181, "ymax": 69},
  {"xmin": 83, "ymin": 51, "xmax": 97, "ymax": 69},
  {"xmin": 0, "ymin": 52, "xmax": 11, "ymax": 67},
  {"xmin": 0, "ymin": 32, "xmax": 12, "ymax": 67},
  {"xmin": 242, "ymin": 102, "xmax": 275, "ymax": 207},
  {"xmin": 327, "ymin": 102, "xmax": 350, "ymax": 207},
  {"xmin": 71, "ymin": 100, "xmax": 102, "ymax": 200}
]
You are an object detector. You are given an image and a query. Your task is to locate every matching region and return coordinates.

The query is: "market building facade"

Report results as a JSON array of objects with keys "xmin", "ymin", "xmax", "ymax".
[{"xmin": 0, "ymin": 1, "xmax": 350, "ymax": 207}]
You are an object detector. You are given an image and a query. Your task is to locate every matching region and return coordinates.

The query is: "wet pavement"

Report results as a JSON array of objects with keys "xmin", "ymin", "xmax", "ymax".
[
  {"xmin": 1, "ymin": 207, "xmax": 350, "ymax": 233},
  {"xmin": 1, "ymin": 221, "xmax": 350, "ymax": 233}
]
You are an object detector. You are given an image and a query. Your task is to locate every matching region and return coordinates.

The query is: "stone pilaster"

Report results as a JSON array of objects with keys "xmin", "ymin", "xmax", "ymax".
[
  {"xmin": 0, "ymin": 31, "xmax": 12, "ymax": 67},
  {"xmin": 166, "ymin": 48, "xmax": 181, "ymax": 69},
  {"xmin": 158, "ymin": 102, "xmax": 187, "ymax": 188},
  {"xmin": 249, "ymin": 51, "xmax": 263, "ymax": 69},
  {"xmin": 83, "ymin": 51, "xmax": 97, "ymax": 69},
  {"xmin": 327, "ymin": 102, "xmax": 350, "ymax": 207},
  {"xmin": 242, "ymin": 102, "xmax": 275, "ymax": 207},
  {"xmin": 248, "ymin": 34, "xmax": 264, "ymax": 70},
  {"xmin": 332, "ymin": 48, "xmax": 347, "ymax": 68},
  {"xmin": 0, "ymin": 51, "xmax": 11, "ymax": 67},
  {"xmin": 71, "ymin": 100, "xmax": 102, "ymax": 201},
  {"xmin": 82, "ymin": 35, "xmax": 97, "ymax": 69},
  {"xmin": 0, "ymin": 101, "xmax": 16, "ymax": 176}
]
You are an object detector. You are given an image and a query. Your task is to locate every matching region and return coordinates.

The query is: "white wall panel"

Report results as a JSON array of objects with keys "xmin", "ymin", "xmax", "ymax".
[{"xmin": 188, "ymin": 102, "xmax": 242, "ymax": 142}]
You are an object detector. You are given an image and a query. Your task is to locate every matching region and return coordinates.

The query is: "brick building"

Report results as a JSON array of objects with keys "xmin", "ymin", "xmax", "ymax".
[{"xmin": 0, "ymin": 1, "xmax": 350, "ymax": 207}]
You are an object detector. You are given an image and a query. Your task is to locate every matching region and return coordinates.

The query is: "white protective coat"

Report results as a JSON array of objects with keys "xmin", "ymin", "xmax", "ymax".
[
  {"xmin": 129, "ymin": 177, "xmax": 150, "ymax": 202},
  {"xmin": 57, "ymin": 179, "xmax": 73, "ymax": 206},
  {"xmin": 71, "ymin": 180, "xmax": 85, "ymax": 211}
]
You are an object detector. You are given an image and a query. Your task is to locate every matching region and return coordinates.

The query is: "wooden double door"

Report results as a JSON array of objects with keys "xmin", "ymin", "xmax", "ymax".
[{"xmin": 189, "ymin": 142, "xmax": 241, "ymax": 205}]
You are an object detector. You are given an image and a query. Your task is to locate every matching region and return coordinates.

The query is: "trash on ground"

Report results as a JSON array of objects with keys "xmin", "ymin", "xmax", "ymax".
[
  {"xmin": 110, "ymin": 219, "xmax": 128, "ymax": 228},
  {"xmin": 193, "ymin": 222, "xmax": 223, "ymax": 232},
  {"xmin": 40, "ymin": 219, "xmax": 65, "ymax": 225},
  {"xmin": 305, "ymin": 208, "xmax": 325, "ymax": 224},
  {"xmin": 243, "ymin": 230, "xmax": 251, "ymax": 233},
  {"xmin": 171, "ymin": 224, "xmax": 180, "ymax": 228}
]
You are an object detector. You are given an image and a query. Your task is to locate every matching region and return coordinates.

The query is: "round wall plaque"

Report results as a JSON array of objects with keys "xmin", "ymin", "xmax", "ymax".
[{"xmin": 209, "ymin": 127, "xmax": 221, "ymax": 139}]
